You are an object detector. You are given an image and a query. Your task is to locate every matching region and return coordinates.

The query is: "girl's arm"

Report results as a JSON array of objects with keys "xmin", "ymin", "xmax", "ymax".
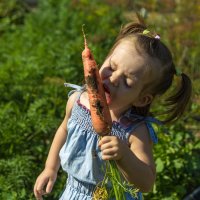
[
  {"xmin": 34, "ymin": 92, "xmax": 79, "ymax": 199},
  {"xmin": 117, "ymin": 124, "xmax": 156, "ymax": 192},
  {"xmin": 99, "ymin": 123, "xmax": 156, "ymax": 193}
]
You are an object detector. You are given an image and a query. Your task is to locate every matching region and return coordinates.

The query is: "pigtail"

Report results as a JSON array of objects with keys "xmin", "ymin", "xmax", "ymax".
[{"xmin": 163, "ymin": 73, "xmax": 192, "ymax": 123}]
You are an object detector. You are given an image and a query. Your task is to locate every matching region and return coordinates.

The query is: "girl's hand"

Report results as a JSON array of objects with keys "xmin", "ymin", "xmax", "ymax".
[
  {"xmin": 34, "ymin": 168, "xmax": 57, "ymax": 200},
  {"xmin": 98, "ymin": 136, "xmax": 128, "ymax": 161}
]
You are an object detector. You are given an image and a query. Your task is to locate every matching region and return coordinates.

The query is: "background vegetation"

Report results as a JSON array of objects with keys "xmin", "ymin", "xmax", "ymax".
[{"xmin": 0, "ymin": 0, "xmax": 199, "ymax": 199}]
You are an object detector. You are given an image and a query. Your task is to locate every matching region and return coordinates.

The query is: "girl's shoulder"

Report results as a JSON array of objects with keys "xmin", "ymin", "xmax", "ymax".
[
  {"xmin": 64, "ymin": 83, "xmax": 86, "ymax": 113},
  {"xmin": 128, "ymin": 122, "xmax": 152, "ymax": 144},
  {"xmin": 66, "ymin": 91, "xmax": 81, "ymax": 117},
  {"xmin": 120, "ymin": 110, "xmax": 162, "ymax": 144}
]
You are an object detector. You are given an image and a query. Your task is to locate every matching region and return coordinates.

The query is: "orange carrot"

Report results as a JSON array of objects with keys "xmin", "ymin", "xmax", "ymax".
[{"xmin": 82, "ymin": 27, "xmax": 112, "ymax": 136}]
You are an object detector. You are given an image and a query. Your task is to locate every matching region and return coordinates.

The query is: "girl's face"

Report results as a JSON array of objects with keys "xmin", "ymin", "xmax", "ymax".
[{"xmin": 99, "ymin": 40, "xmax": 153, "ymax": 117}]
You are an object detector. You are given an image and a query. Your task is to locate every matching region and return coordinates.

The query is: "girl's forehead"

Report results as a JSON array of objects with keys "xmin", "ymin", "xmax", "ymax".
[
  {"xmin": 110, "ymin": 41, "xmax": 147, "ymax": 68},
  {"xmin": 108, "ymin": 40, "xmax": 160, "ymax": 80},
  {"xmin": 113, "ymin": 40, "xmax": 136, "ymax": 54},
  {"xmin": 112, "ymin": 40, "xmax": 159, "ymax": 66}
]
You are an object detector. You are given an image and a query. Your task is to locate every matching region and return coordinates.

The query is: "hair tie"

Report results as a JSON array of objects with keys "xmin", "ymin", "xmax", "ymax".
[
  {"xmin": 143, "ymin": 29, "xmax": 161, "ymax": 40},
  {"xmin": 142, "ymin": 29, "xmax": 150, "ymax": 35},
  {"xmin": 154, "ymin": 34, "xmax": 160, "ymax": 40}
]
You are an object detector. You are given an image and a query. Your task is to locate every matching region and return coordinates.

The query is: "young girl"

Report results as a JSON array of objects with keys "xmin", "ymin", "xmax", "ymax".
[{"xmin": 34, "ymin": 19, "xmax": 192, "ymax": 200}]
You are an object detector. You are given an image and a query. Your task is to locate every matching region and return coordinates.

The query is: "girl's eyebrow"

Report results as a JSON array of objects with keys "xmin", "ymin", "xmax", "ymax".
[
  {"xmin": 125, "ymin": 73, "xmax": 135, "ymax": 79},
  {"xmin": 124, "ymin": 71, "xmax": 139, "ymax": 80}
]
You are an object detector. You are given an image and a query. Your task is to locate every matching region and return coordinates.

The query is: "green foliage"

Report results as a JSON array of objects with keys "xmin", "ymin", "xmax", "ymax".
[
  {"xmin": 0, "ymin": 0, "xmax": 122, "ymax": 199},
  {"xmin": 0, "ymin": 156, "xmax": 36, "ymax": 199},
  {"xmin": 0, "ymin": 0, "xmax": 199, "ymax": 199},
  {"xmin": 144, "ymin": 124, "xmax": 200, "ymax": 199}
]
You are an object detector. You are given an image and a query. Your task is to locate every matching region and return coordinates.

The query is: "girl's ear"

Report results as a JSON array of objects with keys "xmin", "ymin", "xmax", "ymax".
[{"xmin": 134, "ymin": 94, "xmax": 153, "ymax": 107}]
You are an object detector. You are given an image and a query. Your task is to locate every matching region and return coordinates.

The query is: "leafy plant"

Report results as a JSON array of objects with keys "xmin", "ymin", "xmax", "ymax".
[{"xmin": 0, "ymin": 0, "xmax": 199, "ymax": 199}]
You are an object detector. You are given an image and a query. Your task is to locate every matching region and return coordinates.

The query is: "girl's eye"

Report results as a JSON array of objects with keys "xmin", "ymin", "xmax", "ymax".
[
  {"xmin": 124, "ymin": 77, "xmax": 133, "ymax": 88},
  {"xmin": 124, "ymin": 78, "xmax": 132, "ymax": 88}
]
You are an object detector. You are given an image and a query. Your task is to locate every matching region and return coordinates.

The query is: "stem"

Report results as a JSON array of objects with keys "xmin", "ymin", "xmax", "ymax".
[
  {"xmin": 109, "ymin": 161, "xmax": 119, "ymax": 200},
  {"xmin": 109, "ymin": 160, "xmax": 126, "ymax": 200},
  {"xmin": 95, "ymin": 137, "xmax": 138, "ymax": 199},
  {"xmin": 82, "ymin": 24, "xmax": 88, "ymax": 48}
]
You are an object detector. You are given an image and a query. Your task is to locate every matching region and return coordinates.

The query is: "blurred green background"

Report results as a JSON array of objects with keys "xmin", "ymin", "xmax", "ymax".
[{"xmin": 0, "ymin": 0, "xmax": 199, "ymax": 199}]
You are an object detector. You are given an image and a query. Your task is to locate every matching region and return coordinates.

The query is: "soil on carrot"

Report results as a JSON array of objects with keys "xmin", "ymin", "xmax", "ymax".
[
  {"xmin": 94, "ymin": 100, "xmax": 112, "ymax": 133},
  {"xmin": 86, "ymin": 73, "xmax": 98, "ymax": 91},
  {"xmin": 94, "ymin": 99, "xmax": 104, "ymax": 117}
]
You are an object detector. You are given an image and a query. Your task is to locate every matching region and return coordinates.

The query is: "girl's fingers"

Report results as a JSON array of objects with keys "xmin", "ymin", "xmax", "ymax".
[
  {"xmin": 99, "ymin": 142, "xmax": 113, "ymax": 151},
  {"xmin": 98, "ymin": 136, "xmax": 124, "ymax": 160},
  {"xmin": 46, "ymin": 179, "xmax": 54, "ymax": 194},
  {"xmin": 102, "ymin": 152, "xmax": 118, "ymax": 160},
  {"xmin": 102, "ymin": 147, "xmax": 117, "ymax": 155},
  {"xmin": 36, "ymin": 183, "xmax": 46, "ymax": 194},
  {"xmin": 98, "ymin": 136, "xmax": 110, "ymax": 146},
  {"xmin": 34, "ymin": 188, "xmax": 46, "ymax": 200},
  {"xmin": 102, "ymin": 154, "xmax": 112, "ymax": 160},
  {"xmin": 34, "ymin": 177, "xmax": 48, "ymax": 198},
  {"xmin": 34, "ymin": 180, "xmax": 42, "ymax": 198},
  {"xmin": 101, "ymin": 144, "xmax": 122, "ymax": 160},
  {"xmin": 98, "ymin": 136, "xmax": 117, "ymax": 146}
]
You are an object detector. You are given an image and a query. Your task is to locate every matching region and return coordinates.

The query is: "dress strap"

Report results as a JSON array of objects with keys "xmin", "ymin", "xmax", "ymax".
[
  {"xmin": 146, "ymin": 122, "xmax": 158, "ymax": 144},
  {"xmin": 64, "ymin": 83, "xmax": 86, "ymax": 98},
  {"xmin": 123, "ymin": 112, "xmax": 162, "ymax": 144}
]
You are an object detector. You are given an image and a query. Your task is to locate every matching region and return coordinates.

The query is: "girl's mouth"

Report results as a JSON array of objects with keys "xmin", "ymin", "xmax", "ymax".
[{"xmin": 103, "ymin": 83, "xmax": 111, "ymax": 105}]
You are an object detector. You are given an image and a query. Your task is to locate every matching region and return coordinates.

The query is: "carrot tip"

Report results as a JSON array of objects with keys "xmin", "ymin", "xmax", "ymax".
[{"xmin": 82, "ymin": 24, "xmax": 88, "ymax": 48}]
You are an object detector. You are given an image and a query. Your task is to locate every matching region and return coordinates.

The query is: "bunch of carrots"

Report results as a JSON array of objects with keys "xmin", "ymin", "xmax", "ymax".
[{"xmin": 81, "ymin": 26, "xmax": 139, "ymax": 200}]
